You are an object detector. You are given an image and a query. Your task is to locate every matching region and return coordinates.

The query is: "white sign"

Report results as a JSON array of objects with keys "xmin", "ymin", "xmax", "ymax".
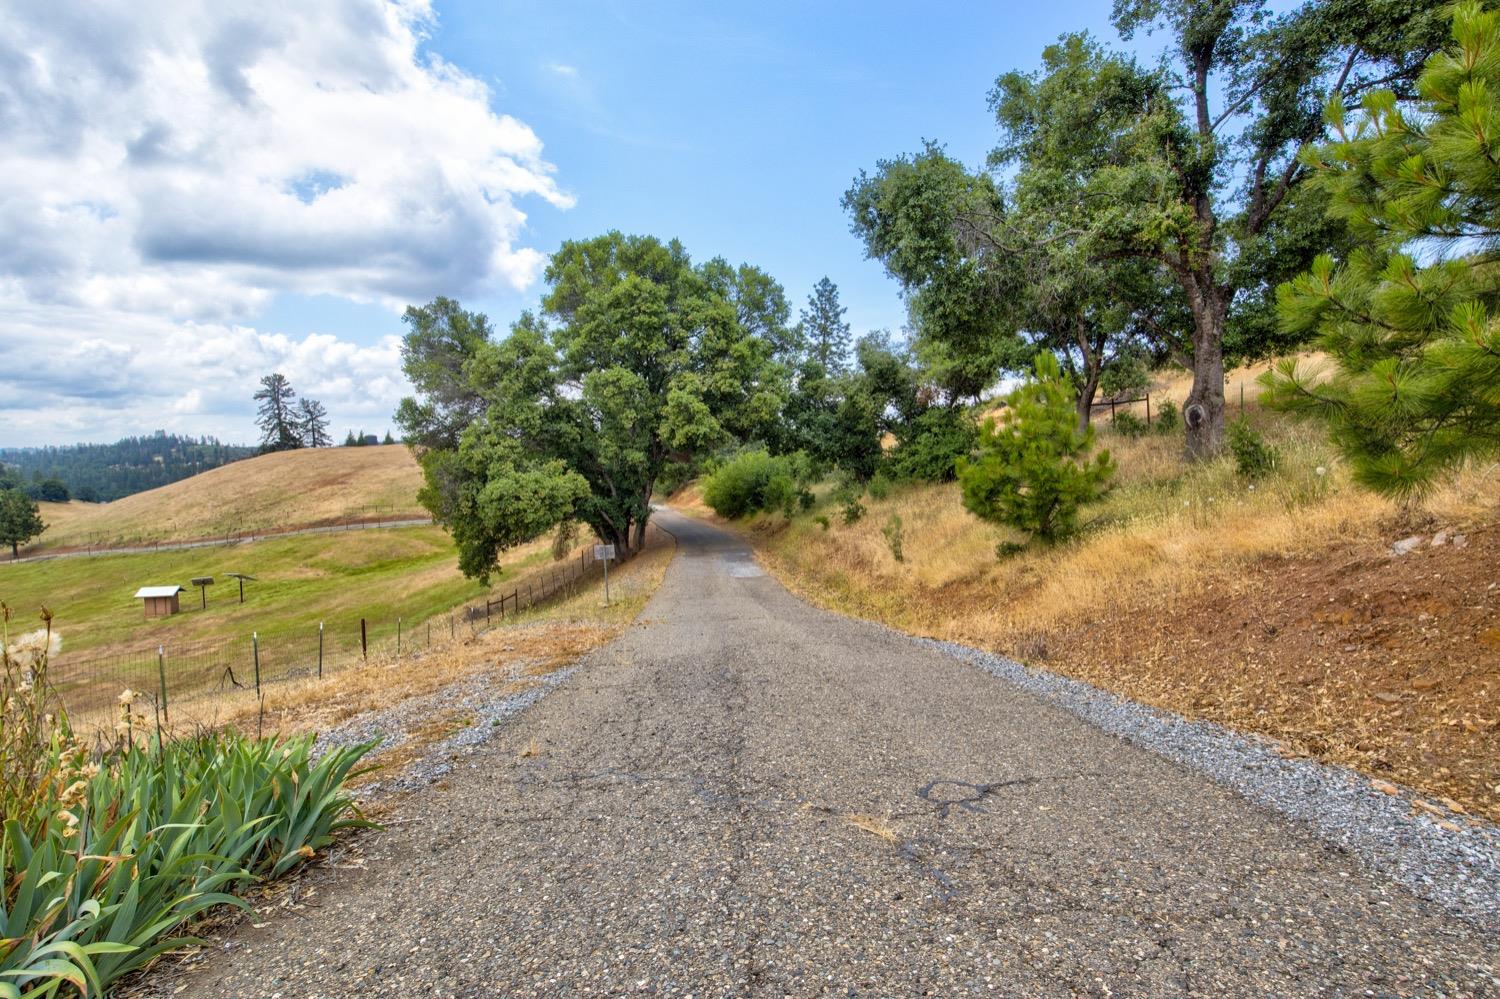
[{"xmin": 593, "ymin": 544, "xmax": 616, "ymax": 561}]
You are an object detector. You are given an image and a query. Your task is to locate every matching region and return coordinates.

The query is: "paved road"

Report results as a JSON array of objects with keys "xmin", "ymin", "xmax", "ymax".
[{"xmin": 166, "ymin": 510, "xmax": 1497, "ymax": 997}]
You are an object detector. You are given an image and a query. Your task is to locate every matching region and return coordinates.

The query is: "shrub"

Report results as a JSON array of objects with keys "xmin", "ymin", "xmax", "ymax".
[
  {"xmin": 957, "ymin": 353, "xmax": 1114, "ymax": 543},
  {"xmin": 700, "ymin": 450, "xmax": 812, "ymax": 519},
  {"xmin": 888, "ymin": 407, "xmax": 978, "ymax": 482},
  {"xmin": 881, "ymin": 514, "xmax": 905, "ymax": 562},
  {"xmin": 837, "ymin": 486, "xmax": 867, "ymax": 525},
  {"xmin": 867, "ymin": 472, "xmax": 892, "ymax": 501},
  {"xmin": 1154, "ymin": 399, "xmax": 1180, "ymax": 436},
  {"xmin": 1227, "ymin": 419, "xmax": 1278, "ymax": 479},
  {"xmin": 813, "ymin": 514, "xmax": 831, "ymax": 531},
  {"xmin": 1112, "ymin": 411, "xmax": 1149, "ymax": 438}
]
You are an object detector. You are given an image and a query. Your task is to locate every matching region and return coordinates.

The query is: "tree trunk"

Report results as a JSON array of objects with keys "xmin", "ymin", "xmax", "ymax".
[
  {"xmin": 10, "ymin": 541, "xmax": 17, "ymax": 559},
  {"xmin": 632, "ymin": 516, "xmax": 648, "ymax": 552},
  {"xmin": 1183, "ymin": 290, "xmax": 1229, "ymax": 461},
  {"xmin": 1075, "ymin": 368, "xmax": 1100, "ymax": 434}
]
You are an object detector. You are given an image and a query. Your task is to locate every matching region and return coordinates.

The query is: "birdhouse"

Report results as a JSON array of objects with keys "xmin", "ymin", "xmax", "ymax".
[{"xmin": 135, "ymin": 585, "xmax": 184, "ymax": 619}]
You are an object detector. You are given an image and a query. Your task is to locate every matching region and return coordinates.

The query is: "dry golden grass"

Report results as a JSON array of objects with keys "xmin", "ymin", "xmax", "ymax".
[
  {"xmin": 31, "ymin": 445, "xmax": 425, "ymax": 551},
  {"xmin": 743, "ymin": 359, "xmax": 1498, "ymax": 652}
]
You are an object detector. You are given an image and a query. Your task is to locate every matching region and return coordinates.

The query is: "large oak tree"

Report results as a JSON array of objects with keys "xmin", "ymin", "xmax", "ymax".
[{"xmin": 397, "ymin": 233, "xmax": 788, "ymax": 581}]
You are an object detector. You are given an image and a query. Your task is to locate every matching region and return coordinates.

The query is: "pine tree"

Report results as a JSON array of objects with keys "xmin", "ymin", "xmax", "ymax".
[
  {"xmin": 297, "ymin": 397, "xmax": 332, "ymax": 448},
  {"xmin": 800, "ymin": 277, "xmax": 852, "ymax": 374},
  {"xmin": 253, "ymin": 373, "xmax": 302, "ymax": 452},
  {"xmin": 0, "ymin": 488, "xmax": 46, "ymax": 558},
  {"xmin": 957, "ymin": 353, "xmax": 1113, "ymax": 544},
  {"xmin": 343, "ymin": 429, "xmax": 358, "ymax": 447},
  {"xmin": 1264, "ymin": 3, "xmax": 1500, "ymax": 499}
]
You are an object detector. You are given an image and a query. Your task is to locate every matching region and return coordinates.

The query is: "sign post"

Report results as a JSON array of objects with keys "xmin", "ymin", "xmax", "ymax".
[{"xmin": 593, "ymin": 543, "xmax": 616, "ymax": 606}]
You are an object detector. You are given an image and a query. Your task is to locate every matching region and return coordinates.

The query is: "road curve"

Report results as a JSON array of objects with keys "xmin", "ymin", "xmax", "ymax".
[{"xmin": 162, "ymin": 509, "xmax": 1497, "ymax": 998}]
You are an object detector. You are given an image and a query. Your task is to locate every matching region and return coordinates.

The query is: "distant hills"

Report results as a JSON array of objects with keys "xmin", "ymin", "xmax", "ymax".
[
  {"xmin": 25, "ymin": 444, "xmax": 425, "ymax": 552},
  {"xmin": 0, "ymin": 432, "xmax": 258, "ymax": 502}
]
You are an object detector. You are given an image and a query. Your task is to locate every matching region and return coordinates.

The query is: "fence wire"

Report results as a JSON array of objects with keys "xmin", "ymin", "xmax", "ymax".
[{"xmin": 46, "ymin": 524, "xmax": 668, "ymax": 735}]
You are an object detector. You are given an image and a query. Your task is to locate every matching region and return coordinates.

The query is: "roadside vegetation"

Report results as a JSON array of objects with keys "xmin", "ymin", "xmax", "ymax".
[
  {"xmin": 0, "ymin": 609, "xmax": 374, "ymax": 998},
  {"xmin": 674, "ymin": 361, "xmax": 1500, "ymax": 822}
]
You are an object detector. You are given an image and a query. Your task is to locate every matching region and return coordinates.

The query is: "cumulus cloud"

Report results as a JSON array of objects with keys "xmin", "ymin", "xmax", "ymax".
[{"xmin": 1, "ymin": 0, "xmax": 571, "ymax": 445}]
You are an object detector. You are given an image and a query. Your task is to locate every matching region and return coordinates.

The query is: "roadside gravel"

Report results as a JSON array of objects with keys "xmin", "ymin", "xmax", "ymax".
[{"xmin": 147, "ymin": 509, "xmax": 1498, "ymax": 998}]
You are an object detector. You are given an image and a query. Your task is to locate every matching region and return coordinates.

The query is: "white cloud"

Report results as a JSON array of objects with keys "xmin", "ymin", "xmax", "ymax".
[
  {"xmin": 0, "ymin": 0, "xmax": 572, "ymax": 445},
  {"xmin": 2, "ymin": 301, "xmax": 409, "ymax": 444}
]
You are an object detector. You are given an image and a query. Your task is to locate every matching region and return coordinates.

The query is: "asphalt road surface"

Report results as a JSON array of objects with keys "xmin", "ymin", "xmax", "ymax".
[{"xmin": 165, "ymin": 509, "xmax": 1498, "ymax": 998}]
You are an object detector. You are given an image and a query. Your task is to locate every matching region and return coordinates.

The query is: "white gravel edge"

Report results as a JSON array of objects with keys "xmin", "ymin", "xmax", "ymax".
[{"xmin": 920, "ymin": 637, "xmax": 1500, "ymax": 931}]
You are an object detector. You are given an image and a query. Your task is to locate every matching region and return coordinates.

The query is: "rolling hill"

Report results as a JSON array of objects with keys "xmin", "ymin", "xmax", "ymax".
[{"xmin": 28, "ymin": 445, "xmax": 426, "ymax": 552}]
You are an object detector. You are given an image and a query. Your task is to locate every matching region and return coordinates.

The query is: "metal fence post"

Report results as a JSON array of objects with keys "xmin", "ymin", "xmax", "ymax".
[
  {"xmin": 318, "ymin": 622, "xmax": 324, "ymax": 678},
  {"xmin": 252, "ymin": 632, "xmax": 261, "ymax": 694},
  {"xmin": 1145, "ymin": 392, "xmax": 1152, "ymax": 426},
  {"xmin": 397, "ymin": 617, "xmax": 402, "ymax": 655},
  {"xmin": 157, "ymin": 644, "xmax": 168, "ymax": 725},
  {"xmin": 361, "ymin": 618, "xmax": 367, "ymax": 660}
]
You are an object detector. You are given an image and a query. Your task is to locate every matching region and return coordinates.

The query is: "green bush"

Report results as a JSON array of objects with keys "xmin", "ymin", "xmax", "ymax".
[
  {"xmin": 813, "ymin": 514, "xmax": 831, "ymax": 531},
  {"xmin": 1154, "ymin": 399, "xmax": 1179, "ymax": 436},
  {"xmin": 700, "ymin": 450, "xmax": 812, "ymax": 519},
  {"xmin": 1227, "ymin": 419, "xmax": 1278, "ymax": 479},
  {"xmin": 1111, "ymin": 411, "xmax": 1149, "ymax": 438},
  {"xmin": 882, "ymin": 514, "xmax": 905, "ymax": 562},
  {"xmin": 888, "ymin": 407, "xmax": 978, "ymax": 482},
  {"xmin": 836, "ymin": 485, "xmax": 867, "ymax": 525},
  {"xmin": 867, "ymin": 472, "xmax": 892, "ymax": 501},
  {"xmin": 957, "ymin": 354, "xmax": 1114, "ymax": 544}
]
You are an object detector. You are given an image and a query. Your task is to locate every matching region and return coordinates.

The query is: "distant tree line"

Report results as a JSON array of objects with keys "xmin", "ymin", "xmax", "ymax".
[{"xmin": 0, "ymin": 433, "xmax": 257, "ymax": 503}]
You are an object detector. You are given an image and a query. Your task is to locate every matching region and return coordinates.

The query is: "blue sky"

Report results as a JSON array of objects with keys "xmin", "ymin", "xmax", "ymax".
[
  {"xmin": 267, "ymin": 0, "xmax": 1123, "ymax": 341},
  {"xmin": 3, "ymin": 0, "xmax": 1133, "ymax": 445}
]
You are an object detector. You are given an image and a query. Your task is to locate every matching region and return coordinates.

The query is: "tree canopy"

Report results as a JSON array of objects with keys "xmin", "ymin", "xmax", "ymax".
[
  {"xmin": 397, "ymin": 232, "xmax": 791, "ymax": 581},
  {"xmin": 0, "ymin": 489, "xmax": 45, "ymax": 558},
  {"xmin": 1263, "ymin": 1, "xmax": 1500, "ymax": 498}
]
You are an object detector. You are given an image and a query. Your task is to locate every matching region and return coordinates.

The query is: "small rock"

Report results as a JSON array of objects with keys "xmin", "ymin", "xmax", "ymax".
[
  {"xmin": 1370, "ymin": 779, "xmax": 1400, "ymax": 796},
  {"xmin": 1432, "ymin": 529, "xmax": 1450, "ymax": 547},
  {"xmin": 1372, "ymin": 691, "xmax": 1403, "ymax": 704},
  {"xmin": 1411, "ymin": 676, "xmax": 1441, "ymax": 692},
  {"xmin": 1452, "ymin": 533, "xmax": 1469, "ymax": 549},
  {"xmin": 1391, "ymin": 535, "xmax": 1424, "ymax": 556}
]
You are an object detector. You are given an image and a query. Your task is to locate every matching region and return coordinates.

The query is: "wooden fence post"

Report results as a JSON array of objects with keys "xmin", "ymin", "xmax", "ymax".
[
  {"xmin": 252, "ymin": 632, "xmax": 261, "ymax": 694},
  {"xmin": 318, "ymin": 622, "xmax": 324, "ymax": 678},
  {"xmin": 360, "ymin": 618, "xmax": 367, "ymax": 660}
]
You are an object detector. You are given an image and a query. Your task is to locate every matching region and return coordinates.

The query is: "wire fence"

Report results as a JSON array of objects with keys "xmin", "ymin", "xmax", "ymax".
[{"xmin": 47, "ymin": 524, "xmax": 669, "ymax": 736}]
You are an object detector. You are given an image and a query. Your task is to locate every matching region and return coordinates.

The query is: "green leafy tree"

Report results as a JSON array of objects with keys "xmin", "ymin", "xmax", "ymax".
[
  {"xmin": 800, "ymin": 277, "xmax": 852, "ymax": 374},
  {"xmin": 1264, "ymin": 2, "xmax": 1500, "ymax": 498},
  {"xmin": 397, "ymin": 232, "xmax": 789, "ymax": 580},
  {"xmin": 0, "ymin": 488, "xmax": 46, "ymax": 557},
  {"xmin": 845, "ymin": 141, "xmax": 1163, "ymax": 432},
  {"xmin": 991, "ymin": 4, "xmax": 1458, "ymax": 458},
  {"xmin": 957, "ymin": 353, "xmax": 1114, "ymax": 543},
  {"xmin": 253, "ymin": 373, "xmax": 302, "ymax": 452}
]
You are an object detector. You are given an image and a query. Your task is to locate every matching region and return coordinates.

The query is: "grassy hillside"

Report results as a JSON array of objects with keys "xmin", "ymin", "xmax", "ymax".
[
  {"xmin": 28, "ymin": 445, "xmax": 425, "ymax": 552},
  {"xmin": 674, "ymin": 361, "xmax": 1500, "ymax": 821},
  {"xmin": 0, "ymin": 525, "xmax": 547, "ymax": 659}
]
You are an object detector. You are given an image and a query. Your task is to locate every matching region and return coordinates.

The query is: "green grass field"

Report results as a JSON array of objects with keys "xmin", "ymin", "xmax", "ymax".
[{"xmin": 0, "ymin": 525, "xmax": 555, "ymax": 660}]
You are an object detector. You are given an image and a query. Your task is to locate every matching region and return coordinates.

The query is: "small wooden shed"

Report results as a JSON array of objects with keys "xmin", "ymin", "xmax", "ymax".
[{"xmin": 135, "ymin": 585, "xmax": 184, "ymax": 619}]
